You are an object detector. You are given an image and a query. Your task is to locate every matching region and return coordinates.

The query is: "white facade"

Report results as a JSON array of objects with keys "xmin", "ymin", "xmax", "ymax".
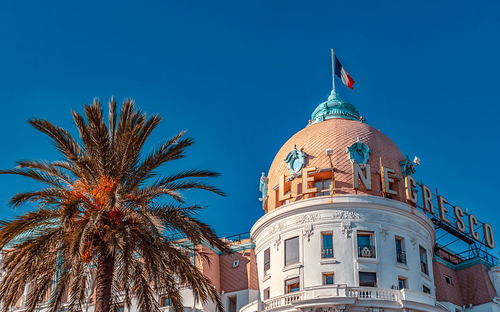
[{"xmin": 246, "ymin": 194, "xmax": 444, "ymax": 312}]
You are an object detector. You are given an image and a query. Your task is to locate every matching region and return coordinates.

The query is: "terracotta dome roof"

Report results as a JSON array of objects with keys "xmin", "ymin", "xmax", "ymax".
[{"xmin": 265, "ymin": 116, "xmax": 406, "ymax": 213}]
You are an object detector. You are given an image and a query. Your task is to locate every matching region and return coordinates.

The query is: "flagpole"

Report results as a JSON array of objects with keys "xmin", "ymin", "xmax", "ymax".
[{"xmin": 331, "ymin": 49, "xmax": 335, "ymax": 91}]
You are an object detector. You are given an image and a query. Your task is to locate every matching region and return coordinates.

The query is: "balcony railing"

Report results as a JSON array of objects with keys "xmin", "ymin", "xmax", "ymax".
[
  {"xmin": 396, "ymin": 250, "xmax": 407, "ymax": 264},
  {"xmin": 261, "ymin": 285, "xmax": 437, "ymax": 311},
  {"xmin": 346, "ymin": 287, "xmax": 398, "ymax": 301},
  {"xmin": 358, "ymin": 246, "xmax": 376, "ymax": 258},
  {"xmin": 321, "ymin": 248, "xmax": 334, "ymax": 258},
  {"xmin": 264, "ymin": 291, "xmax": 304, "ymax": 310}
]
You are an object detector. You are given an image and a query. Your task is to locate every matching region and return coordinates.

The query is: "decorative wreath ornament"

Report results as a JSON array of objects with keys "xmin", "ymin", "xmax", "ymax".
[
  {"xmin": 284, "ymin": 145, "xmax": 309, "ymax": 174},
  {"xmin": 346, "ymin": 137, "xmax": 371, "ymax": 165}
]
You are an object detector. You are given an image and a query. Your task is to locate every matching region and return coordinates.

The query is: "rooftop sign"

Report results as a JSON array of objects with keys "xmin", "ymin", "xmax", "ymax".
[{"xmin": 277, "ymin": 163, "xmax": 495, "ymax": 249}]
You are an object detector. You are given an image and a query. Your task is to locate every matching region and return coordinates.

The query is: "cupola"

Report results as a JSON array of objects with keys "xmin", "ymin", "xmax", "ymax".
[{"xmin": 310, "ymin": 89, "xmax": 361, "ymax": 124}]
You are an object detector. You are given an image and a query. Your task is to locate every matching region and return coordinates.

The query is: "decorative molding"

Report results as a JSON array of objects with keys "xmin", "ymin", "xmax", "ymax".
[
  {"xmin": 284, "ymin": 144, "xmax": 309, "ymax": 174},
  {"xmin": 346, "ymin": 137, "xmax": 371, "ymax": 165},
  {"xmin": 274, "ymin": 234, "xmax": 281, "ymax": 250},
  {"xmin": 303, "ymin": 223, "xmax": 313, "ymax": 242},
  {"xmin": 333, "ymin": 210, "xmax": 360, "ymax": 220},
  {"xmin": 341, "ymin": 220, "xmax": 353, "ymax": 238},
  {"xmin": 296, "ymin": 213, "xmax": 321, "ymax": 224},
  {"xmin": 270, "ymin": 222, "xmax": 284, "ymax": 235},
  {"xmin": 325, "ymin": 305, "xmax": 349, "ymax": 312},
  {"xmin": 400, "ymin": 155, "xmax": 417, "ymax": 177},
  {"xmin": 410, "ymin": 237, "xmax": 417, "ymax": 247}
]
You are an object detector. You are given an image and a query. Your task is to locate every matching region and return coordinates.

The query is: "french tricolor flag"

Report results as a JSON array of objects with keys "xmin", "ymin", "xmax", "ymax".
[{"xmin": 335, "ymin": 56, "xmax": 355, "ymax": 89}]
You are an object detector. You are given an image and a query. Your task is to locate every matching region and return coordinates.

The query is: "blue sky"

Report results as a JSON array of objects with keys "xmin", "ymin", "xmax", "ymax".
[{"xmin": 0, "ymin": 1, "xmax": 498, "ymax": 254}]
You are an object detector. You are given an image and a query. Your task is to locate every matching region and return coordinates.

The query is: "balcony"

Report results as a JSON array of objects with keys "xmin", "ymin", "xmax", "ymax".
[
  {"xmin": 358, "ymin": 246, "xmax": 376, "ymax": 258},
  {"xmin": 258, "ymin": 285, "xmax": 440, "ymax": 312},
  {"xmin": 321, "ymin": 248, "xmax": 334, "ymax": 258}
]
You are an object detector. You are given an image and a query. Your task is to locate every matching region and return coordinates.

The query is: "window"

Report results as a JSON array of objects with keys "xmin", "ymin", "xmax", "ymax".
[
  {"xmin": 284, "ymin": 192, "xmax": 291, "ymax": 205},
  {"xmin": 160, "ymin": 296, "xmax": 171, "ymax": 307},
  {"xmin": 284, "ymin": 236, "xmax": 299, "ymax": 266},
  {"xmin": 444, "ymin": 274, "xmax": 453, "ymax": 285},
  {"xmin": 285, "ymin": 277, "xmax": 300, "ymax": 293},
  {"xmin": 117, "ymin": 305, "xmax": 124, "ymax": 312},
  {"xmin": 422, "ymin": 285, "xmax": 431, "ymax": 294},
  {"xmin": 315, "ymin": 179, "xmax": 331, "ymax": 196},
  {"xmin": 228, "ymin": 296, "xmax": 237, "ymax": 312},
  {"xmin": 357, "ymin": 232, "xmax": 375, "ymax": 258},
  {"xmin": 321, "ymin": 233, "xmax": 334, "ymax": 259},
  {"xmin": 398, "ymin": 277, "xmax": 407, "ymax": 290},
  {"xmin": 359, "ymin": 272, "xmax": 377, "ymax": 287},
  {"xmin": 264, "ymin": 248, "xmax": 270, "ymax": 274},
  {"xmin": 263, "ymin": 288, "xmax": 270, "ymax": 300},
  {"xmin": 395, "ymin": 237, "xmax": 406, "ymax": 264},
  {"xmin": 419, "ymin": 246, "xmax": 428, "ymax": 275},
  {"xmin": 323, "ymin": 272, "xmax": 334, "ymax": 285}
]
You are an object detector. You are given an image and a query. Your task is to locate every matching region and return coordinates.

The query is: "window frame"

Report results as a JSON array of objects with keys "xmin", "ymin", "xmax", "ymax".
[
  {"xmin": 321, "ymin": 232, "xmax": 334, "ymax": 259},
  {"xmin": 359, "ymin": 271, "xmax": 377, "ymax": 287},
  {"xmin": 314, "ymin": 179, "xmax": 331, "ymax": 196},
  {"xmin": 263, "ymin": 287, "xmax": 270, "ymax": 300},
  {"xmin": 395, "ymin": 236, "xmax": 406, "ymax": 264},
  {"xmin": 284, "ymin": 236, "xmax": 300, "ymax": 267},
  {"xmin": 419, "ymin": 246, "xmax": 429, "ymax": 275},
  {"xmin": 357, "ymin": 231, "xmax": 376, "ymax": 258},
  {"xmin": 398, "ymin": 276, "xmax": 407, "ymax": 290},
  {"xmin": 322, "ymin": 272, "xmax": 335, "ymax": 285},
  {"xmin": 444, "ymin": 274, "xmax": 453, "ymax": 285},
  {"xmin": 263, "ymin": 248, "xmax": 270, "ymax": 274},
  {"xmin": 160, "ymin": 296, "xmax": 171, "ymax": 307},
  {"xmin": 284, "ymin": 277, "xmax": 300, "ymax": 293}
]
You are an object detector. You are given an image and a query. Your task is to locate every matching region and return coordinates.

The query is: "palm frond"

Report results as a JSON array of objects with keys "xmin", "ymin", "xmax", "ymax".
[{"xmin": 0, "ymin": 99, "xmax": 226, "ymax": 312}]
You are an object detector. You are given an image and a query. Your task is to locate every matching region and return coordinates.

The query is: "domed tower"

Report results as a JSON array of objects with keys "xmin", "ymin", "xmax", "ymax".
[{"xmin": 250, "ymin": 90, "xmax": 442, "ymax": 311}]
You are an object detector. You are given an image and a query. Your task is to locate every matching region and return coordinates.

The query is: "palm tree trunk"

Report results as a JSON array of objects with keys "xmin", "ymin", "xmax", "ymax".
[{"xmin": 94, "ymin": 243, "xmax": 114, "ymax": 312}]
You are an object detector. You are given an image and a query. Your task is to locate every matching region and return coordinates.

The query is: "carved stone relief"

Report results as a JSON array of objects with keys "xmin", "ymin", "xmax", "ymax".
[
  {"xmin": 341, "ymin": 220, "xmax": 353, "ymax": 238},
  {"xmin": 333, "ymin": 210, "xmax": 360, "ymax": 219},
  {"xmin": 274, "ymin": 234, "xmax": 281, "ymax": 250},
  {"xmin": 270, "ymin": 222, "xmax": 284, "ymax": 235},
  {"xmin": 303, "ymin": 223, "xmax": 313, "ymax": 242},
  {"xmin": 296, "ymin": 213, "xmax": 321, "ymax": 224}
]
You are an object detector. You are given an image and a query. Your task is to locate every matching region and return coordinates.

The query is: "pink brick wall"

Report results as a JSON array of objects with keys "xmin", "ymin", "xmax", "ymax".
[
  {"xmin": 199, "ymin": 245, "xmax": 221, "ymax": 292},
  {"xmin": 219, "ymin": 248, "xmax": 259, "ymax": 293},
  {"xmin": 455, "ymin": 263, "xmax": 496, "ymax": 305},
  {"xmin": 433, "ymin": 260, "xmax": 497, "ymax": 306},
  {"xmin": 433, "ymin": 261, "xmax": 463, "ymax": 305}
]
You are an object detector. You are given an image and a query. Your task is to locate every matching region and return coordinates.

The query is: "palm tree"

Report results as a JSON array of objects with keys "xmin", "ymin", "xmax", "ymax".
[{"xmin": 0, "ymin": 99, "xmax": 227, "ymax": 312}]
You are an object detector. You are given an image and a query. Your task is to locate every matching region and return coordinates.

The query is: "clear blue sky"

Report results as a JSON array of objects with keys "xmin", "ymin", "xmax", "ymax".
[{"xmin": 0, "ymin": 1, "xmax": 498, "ymax": 254}]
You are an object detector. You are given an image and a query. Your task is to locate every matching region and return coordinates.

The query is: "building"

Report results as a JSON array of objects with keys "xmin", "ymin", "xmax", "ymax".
[
  {"xmin": 240, "ymin": 89, "xmax": 500, "ymax": 312},
  {"xmin": 6, "ymin": 88, "xmax": 500, "ymax": 312}
]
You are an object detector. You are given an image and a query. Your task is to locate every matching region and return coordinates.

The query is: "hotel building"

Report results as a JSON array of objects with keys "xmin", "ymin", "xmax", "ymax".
[{"xmin": 7, "ymin": 89, "xmax": 500, "ymax": 312}]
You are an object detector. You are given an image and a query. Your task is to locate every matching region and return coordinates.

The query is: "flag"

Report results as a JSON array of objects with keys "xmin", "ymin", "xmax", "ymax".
[{"xmin": 334, "ymin": 56, "xmax": 355, "ymax": 90}]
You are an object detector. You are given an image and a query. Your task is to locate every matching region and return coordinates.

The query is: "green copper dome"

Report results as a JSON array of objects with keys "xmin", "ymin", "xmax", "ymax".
[{"xmin": 310, "ymin": 90, "xmax": 361, "ymax": 124}]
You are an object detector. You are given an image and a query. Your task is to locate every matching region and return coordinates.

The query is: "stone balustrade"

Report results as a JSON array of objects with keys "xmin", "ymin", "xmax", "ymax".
[{"xmin": 259, "ymin": 285, "xmax": 437, "ymax": 311}]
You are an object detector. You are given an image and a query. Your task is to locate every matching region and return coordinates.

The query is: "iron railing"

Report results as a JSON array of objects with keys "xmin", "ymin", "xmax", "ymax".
[
  {"xmin": 358, "ymin": 246, "xmax": 376, "ymax": 258},
  {"xmin": 396, "ymin": 250, "xmax": 407, "ymax": 264}
]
